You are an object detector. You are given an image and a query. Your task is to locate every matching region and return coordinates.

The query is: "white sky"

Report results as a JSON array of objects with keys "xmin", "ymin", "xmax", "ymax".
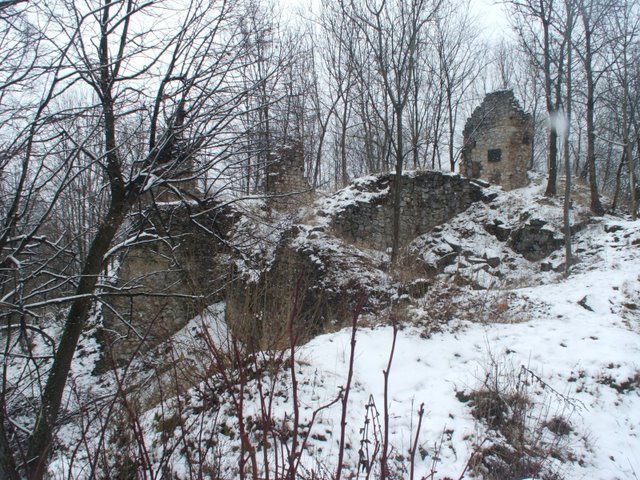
[
  {"xmin": 278, "ymin": 0, "xmax": 512, "ymax": 43},
  {"xmin": 471, "ymin": 0, "xmax": 512, "ymax": 42}
]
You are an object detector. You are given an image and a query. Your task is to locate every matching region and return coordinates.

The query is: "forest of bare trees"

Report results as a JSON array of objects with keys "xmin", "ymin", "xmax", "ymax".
[{"xmin": 1, "ymin": 0, "xmax": 639, "ymax": 477}]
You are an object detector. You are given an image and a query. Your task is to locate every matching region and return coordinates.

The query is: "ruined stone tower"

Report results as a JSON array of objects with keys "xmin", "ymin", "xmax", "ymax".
[
  {"xmin": 266, "ymin": 141, "xmax": 313, "ymax": 209},
  {"xmin": 461, "ymin": 90, "xmax": 533, "ymax": 191}
]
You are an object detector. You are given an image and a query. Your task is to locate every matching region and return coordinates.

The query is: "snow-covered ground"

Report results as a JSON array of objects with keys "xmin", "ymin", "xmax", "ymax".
[
  {"xmin": 131, "ymin": 190, "xmax": 639, "ymax": 479},
  {"xmin": 46, "ymin": 177, "xmax": 640, "ymax": 479},
  {"xmin": 291, "ymin": 217, "xmax": 640, "ymax": 479}
]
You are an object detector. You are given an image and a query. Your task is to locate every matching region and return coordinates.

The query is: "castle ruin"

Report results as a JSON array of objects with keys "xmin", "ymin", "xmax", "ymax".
[
  {"xmin": 461, "ymin": 90, "xmax": 533, "ymax": 191},
  {"xmin": 266, "ymin": 141, "xmax": 313, "ymax": 210}
]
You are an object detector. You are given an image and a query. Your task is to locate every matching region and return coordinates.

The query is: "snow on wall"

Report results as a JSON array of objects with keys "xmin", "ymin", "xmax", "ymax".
[{"xmin": 325, "ymin": 170, "xmax": 493, "ymax": 250}]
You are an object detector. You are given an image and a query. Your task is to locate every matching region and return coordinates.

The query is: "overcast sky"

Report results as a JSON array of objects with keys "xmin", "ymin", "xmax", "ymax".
[
  {"xmin": 278, "ymin": 0, "xmax": 512, "ymax": 43},
  {"xmin": 472, "ymin": 0, "xmax": 512, "ymax": 42}
]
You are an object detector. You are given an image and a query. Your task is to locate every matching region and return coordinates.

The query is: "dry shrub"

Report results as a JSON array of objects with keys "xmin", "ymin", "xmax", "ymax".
[
  {"xmin": 597, "ymin": 369, "xmax": 640, "ymax": 393},
  {"xmin": 459, "ymin": 357, "xmax": 580, "ymax": 480},
  {"xmin": 470, "ymin": 443, "xmax": 562, "ymax": 480},
  {"xmin": 400, "ymin": 281, "xmax": 522, "ymax": 338}
]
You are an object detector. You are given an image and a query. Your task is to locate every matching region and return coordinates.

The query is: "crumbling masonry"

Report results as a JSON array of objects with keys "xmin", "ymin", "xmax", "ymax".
[{"xmin": 461, "ymin": 90, "xmax": 533, "ymax": 191}]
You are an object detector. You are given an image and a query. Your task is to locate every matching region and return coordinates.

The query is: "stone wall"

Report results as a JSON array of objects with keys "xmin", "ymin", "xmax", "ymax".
[
  {"xmin": 266, "ymin": 141, "xmax": 313, "ymax": 210},
  {"xmin": 103, "ymin": 170, "xmax": 492, "ymax": 359},
  {"xmin": 329, "ymin": 171, "xmax": 492, "ymax": 250},
  {"xmin": 225, "ymin": 235, "xmax": 333, "ymax": 351},
  {"xmin": 225, "ymin": 225, "xmax": 392, "ymax": 351},
  {"xmin": 461, "ymin": 90, "xmax": 533, "ymax": 191},
  {"xmin": 100, "ymin": 200, "xmax": 238, "ymax": 365}
]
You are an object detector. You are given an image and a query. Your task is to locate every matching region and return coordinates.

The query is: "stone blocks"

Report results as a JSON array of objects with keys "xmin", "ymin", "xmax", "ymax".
[{"xmin": 461, "ymin": 90, "xmax": 533, "ymax": 191}]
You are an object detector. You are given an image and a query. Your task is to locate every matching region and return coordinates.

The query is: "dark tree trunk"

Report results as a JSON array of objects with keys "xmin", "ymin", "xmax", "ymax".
[
  {"xmin": 340, "ymin": 98, "xmax": 349, "ymax": 187},
  {"xmin": 542, "ymin": 11, "xmax": 558, "ymax": 198},
  {"xmin": 25, "ymin": 3, "xmax": 134, "ymax": 474},
  {"xmin": 0, "ymin": 415, "xmax": 19, "ymax": 480},
  {"xmin": 563, "ymin": 0, "xmax": 574, "ymax": 277},
  {"xmin": 581, "ymin": 9, "xmax": 604, "ymax": 215},
  {"xmin": 585, "ymin": 76, "xmax": 604, "ymax": 215},
  {"xmin": 26, "ymin": 192, "xmax": 131, "ymax": 479},
  {"xmin": 391, "ymin": 107, "xmax": 404, "ymax": 263},
  {"xmin": 611, "ymin": 149, "xmax": 626, "ymax": 212},
  {"xmin": 545, "ymin": 127, "xmax": 558, "ymax": 196}
]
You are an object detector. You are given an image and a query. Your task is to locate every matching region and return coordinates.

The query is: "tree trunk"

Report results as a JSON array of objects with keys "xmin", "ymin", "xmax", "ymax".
[
  {"xmin": 563, "ymin": 117, "xmax": 572, "ymax": 277},
  {"xmin": 563, "ymin": 0, "xmax": 573, "ymax": 277},
  {"xmin": 447, "ymin": 86, "xmax": 456, "ymax": 171},
  {"xmin": 430, "ymin": 100, "xmax": 443, "ymax": 170},
  {"xmin": 585, "ymin": 75, "xmax": 604, "ymax": 215},
  {"xmin": 26, "ymin": 192, "xmax": 131, "ymax": 479},
  {"xmin": 582, "ymin": 11, "xmax": 604, "ymax": 215},
  {"xmin": 340, "ymin": 98, "xmax": 349, "ymax": 187},
  {"xmin": 25, "ymin": 6, "xmax": 134, "ymax": 473},
  {"xmin": 611, "ymin": 149, "xmax": 626, "ymax": 212},
  {"xmin": 626, "ymin": 137, "xmax": 636, "ymax": 219},
  {"xmin": 542, "ymin": 11, "xmax": 558, "ymax": 197},
  {"xmin": 391, "ymin": 107, "xmax": 404, "ymax": 263},
  {"xmin": 621, "ymin": 48, "xmax": 637, "ymax": 220},
  {"xmin": 411, "ymin": 77, "xmax": 420, "ymax": 169},
  {"xmin": 0, "ymin": 414, "xmax": 19, "ymax": 480},
  {"xmin": 545, "ymin": 127, "xmax": 558, "ymax": 196}
]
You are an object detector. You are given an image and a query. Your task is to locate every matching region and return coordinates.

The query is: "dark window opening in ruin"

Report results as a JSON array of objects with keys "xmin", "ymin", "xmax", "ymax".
[
  {"xmin": 488, "ymin": 149, "xmax": 502, "ymax": 163},
  {"xmin": 522, "ymin": 133, "xmax": 531, "ymax": 145}
]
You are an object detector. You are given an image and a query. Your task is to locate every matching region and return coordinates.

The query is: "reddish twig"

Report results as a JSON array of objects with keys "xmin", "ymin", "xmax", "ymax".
[
  {"xmin": 409, "ymin": 402, "xmax": 425, "ymax": 480},
  {"xmin": 380, "ymin": 320, "xmax": 398, "ymax": 480},
  {"xmin": 335, "ymin": 293, "xmax": 367, "ymax": 480},
  {"xmin": 285, "ymin": 274, "xmax": 303, "ymax": 480}
]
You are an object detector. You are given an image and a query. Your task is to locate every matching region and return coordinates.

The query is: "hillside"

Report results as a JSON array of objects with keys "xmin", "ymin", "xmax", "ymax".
[{"xmin": 50, "ymin": 173, "xmax": 640, "ymax": 479}]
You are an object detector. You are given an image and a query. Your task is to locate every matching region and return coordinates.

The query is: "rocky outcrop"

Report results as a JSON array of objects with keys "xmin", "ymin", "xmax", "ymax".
[
  {"xmin": 403, "ymin": 182, "xmax": 592, "ymax": 290},
  {"xmin": 508, "ymin": 220, "xmax": 564, "ymax": 261}
]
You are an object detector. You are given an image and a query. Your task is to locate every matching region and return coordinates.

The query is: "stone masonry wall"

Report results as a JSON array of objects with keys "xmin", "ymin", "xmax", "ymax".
[
  {"xmin": 100, "ymin": 200, "xmax": 238, "ymax": 365},
  {"xmin": 461, "ymin": 90, "xmax": 533, "ymax": 191},
  {"xmin": 329, "ymin": 171, "xmax": 492, "ymax": 251},
  {"xmin": 104, "ymin": 170, "xmax": 492, "ymax": 360},
  {"xmin": 266, "ymin": 141, "xmax": 313, "ymax": 210}
]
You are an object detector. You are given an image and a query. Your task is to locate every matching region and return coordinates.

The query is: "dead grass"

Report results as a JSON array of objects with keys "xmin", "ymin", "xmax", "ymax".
[{"xmin": 458, "ymin": 357, "xmax": 580, "ymax": 480}]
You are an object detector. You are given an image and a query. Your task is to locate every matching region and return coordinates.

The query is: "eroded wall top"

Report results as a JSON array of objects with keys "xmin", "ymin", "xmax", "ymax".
[{"xmin": 461, "ymin": 90, "xmax": 533, "ymax": 191}]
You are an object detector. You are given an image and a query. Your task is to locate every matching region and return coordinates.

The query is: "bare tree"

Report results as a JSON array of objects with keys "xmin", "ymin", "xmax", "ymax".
[
  {"xmin": 406, "ymin": 43, "xmax": 432, "ymax": 169},
  {"xmin": 431, "ymin": 0, "xmax": 483, "ymax": 171},
  {"xmin": 509, "ymin": 0, "xmax": 569, "ymax": 197},
  {"xmin": 313, "ymin": 1, "xmax": 357, "ymax": 187},
  {"xmin": 492, "ymin": 40, "xmax": 516, "ymax": 90},
  {"xmin": 0, "ymin": 0, "xmax": 255, "ymax": 477},
  {"xmin": 0, "ymin": 2, "xmax": 77, "ymax": 475},
  {"xmin": 606, "ymin": 0, "xmax": 640, "ymax": 218},
  {"xmin": 574, "ymin": 0, "xmax": 614, "ymax": 214},
  {"xmin": 339, "ymin": 0, "xmax": 441, "ymax": 262}
]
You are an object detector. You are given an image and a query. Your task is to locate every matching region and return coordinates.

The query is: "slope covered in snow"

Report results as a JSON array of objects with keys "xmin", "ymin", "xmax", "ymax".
[
  {"xmin": 47, "ymin": 174, "xmax": 640, "ymax": 479},
  {"xmin": 289, "ymin": 216, "xmax": 640, "ymax": 479}
]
